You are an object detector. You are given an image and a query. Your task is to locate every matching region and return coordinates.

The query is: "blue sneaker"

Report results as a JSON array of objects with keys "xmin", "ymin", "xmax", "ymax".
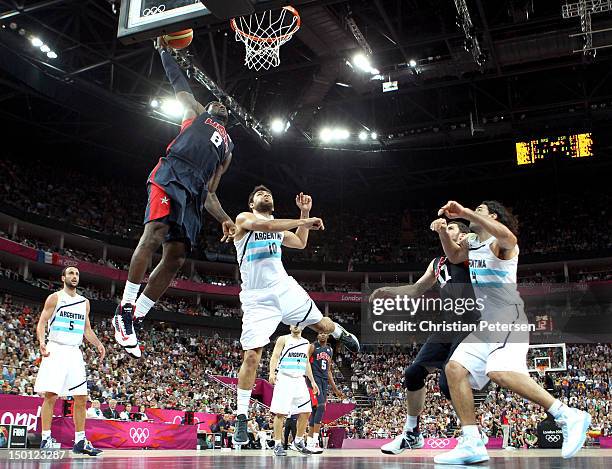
[
  {"xmin": 433, "ymin": 436, "xmax": 489, "ymax": 465},
  {"xmin": 40, "ymin": 436, "xmax": 57, "ymax": 449},
  {"xmin": 73, "ymin": 438, "xmax": 103, "ymax": 456}
]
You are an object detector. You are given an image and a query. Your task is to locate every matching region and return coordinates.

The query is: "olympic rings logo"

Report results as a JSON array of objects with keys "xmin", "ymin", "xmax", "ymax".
[
  {"xmin": 129, "ymin": 427, "xmax": 150, "ymax": 444},
  {"xmin": 427, "ymin": 439, "xmax": 451, "ymax": 449},
  {"xmin": 545, "ymin": 434, "xmax": 562, "ymax": 443},
  {"xmin": 143, "ymin": 5, "xmax": 166, "ymax": 16}
]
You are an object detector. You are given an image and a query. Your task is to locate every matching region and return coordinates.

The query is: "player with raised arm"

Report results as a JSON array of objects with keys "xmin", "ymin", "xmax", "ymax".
[
  {"xmin": 35, "ymin": 267, "xmax": 105, "ymax": 455},
  {"xmin": 432, "ymin": 201, "xmax": 591, "ymax": 465},
  {"xmin": 370, "ymin": 221, "xmax": 485, "ymax": 455},
  {"xmin": 112, "ymin": 38, "xmax": 236, "ymax": 357},
  {"xmin": 230, "ymin": 186, "xmax": 360, "ymax": 446}
]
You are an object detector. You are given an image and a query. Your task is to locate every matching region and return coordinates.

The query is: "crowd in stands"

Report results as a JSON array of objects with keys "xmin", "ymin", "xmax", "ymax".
[
  {"xmin": 2, "ymin": 291, "xmax": 612, "ymax": 446},
  {"xmin": 344, "ymin": 344, "xmax": 612, "ymax": 440},
  {"xmin": 2, "ymin": 158, "xmax": 611, "ymax": 269}
]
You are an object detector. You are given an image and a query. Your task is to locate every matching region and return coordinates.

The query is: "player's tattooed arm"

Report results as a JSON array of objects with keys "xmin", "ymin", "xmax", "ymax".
[
  {"xmin": 36, "ymin": 293, "xmax": 58, "ymax": 357},
  {"xmin": 205, "ymin": 154, "xmax": 236, "ymax": 241},
  {"xmin": 431, "ymin": 217, "xmax": 468, "ymax": 264},
  {"xmin": 268, "ymin": 335, "xmax": 286, "ymax": 385}
]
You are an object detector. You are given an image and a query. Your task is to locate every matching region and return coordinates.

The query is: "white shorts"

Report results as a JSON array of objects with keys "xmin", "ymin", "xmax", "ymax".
[
  {"xmin": 34, "ymin": 342, "xmax": 87, "ymax": 396},
  {"xmin": 270, "ymin": 373, "xmax": 312, "ymax": 416},
  {"xmin": 239, "ymin": 276, "xmax": 324, "ymax": 350},
  {"xmin": 449, "ymin": 334, "xmax": 530, "ymax": 390}
]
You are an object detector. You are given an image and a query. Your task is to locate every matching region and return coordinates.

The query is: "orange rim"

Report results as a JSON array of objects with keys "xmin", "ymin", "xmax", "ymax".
[{"xmin": 230, "ymin": 6, "xmax": 301, "ymax": 44}]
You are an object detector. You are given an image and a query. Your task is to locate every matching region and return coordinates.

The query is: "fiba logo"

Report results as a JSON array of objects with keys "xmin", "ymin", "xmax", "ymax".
[
  {"xmin": 427, "ymin": 439, "xmax": 452, "ymax": 449},
  {"xmin": 129, "ymin": 427, "xmax": 150, "ymax": 444},
  {"xmin": 545, "ymin": 434, "xmax": 562, "ymax": 443}
]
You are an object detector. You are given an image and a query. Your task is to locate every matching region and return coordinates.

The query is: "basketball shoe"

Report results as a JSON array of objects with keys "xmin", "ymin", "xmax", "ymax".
[
  {"xmin": 336, "ymin": 325, "xmax": 360, "ymax": 353},
  {"xmin": 433, "ymin": 435, "xmax": 489, "ymax": 465},
  {"xmin": 273, "ymin": 443, "xmax": 287, "ymax": 456},
  {"xmin": 307, "ymin": 438, "xmax": 324, "ymax": 454},
  {"xmin": 73, "ymin": 438, "xmax": 103, "ymax": 456},
  {"xmin": 232, "ymin": 414, "xmax": 249, "ymax": 446},
  {"xmin": 112, "ymin": 303, "xmax": 141, "ymax": 358},
  {"xmin": 556, "ymin": 408, "xmax": 591, "ymax": 458},
  {"xmin": 40, "ymin": 436, "xmax": 58, "ymax": 449},
  {"xmin": 380, "ymin": 430, "xmax": 424, "ymax": 454},
  {"xmin": 290, "ymin": 439, "xmax": 313, "ymax": 454}
]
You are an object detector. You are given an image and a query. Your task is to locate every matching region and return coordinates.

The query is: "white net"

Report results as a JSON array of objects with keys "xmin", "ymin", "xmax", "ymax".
[{"xmin": 231, "ymin": 6, "xmax": 300, "ymax": 71}]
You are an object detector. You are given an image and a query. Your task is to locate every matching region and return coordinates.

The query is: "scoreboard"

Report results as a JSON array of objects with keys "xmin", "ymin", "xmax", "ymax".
[{"xmin": 516, "ymin": 133, "xmax": 593, "ymax": 165}]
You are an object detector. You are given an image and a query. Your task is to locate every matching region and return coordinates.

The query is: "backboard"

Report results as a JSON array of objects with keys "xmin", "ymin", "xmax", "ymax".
[{"xmin": 117, "ymin": 0, "xmax": 284, "ymax": 44}]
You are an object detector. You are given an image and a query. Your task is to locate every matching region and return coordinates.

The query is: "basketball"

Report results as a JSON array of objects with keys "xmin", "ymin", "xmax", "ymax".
[{"xmin": 163, "ymin": 29, "xmax": 193, "ymax": 50}]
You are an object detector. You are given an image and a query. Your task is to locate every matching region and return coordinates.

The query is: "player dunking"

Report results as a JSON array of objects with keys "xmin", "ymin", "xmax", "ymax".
[
  {"xmin": 306, "ymin": 332, "xmax": 345, "ymax": 454},
  {"xmin": 231, "ymin": 186, "xmax": 359, "ymax": 446},
  {"xmin": 370, "ymin": 220, "xmax": 485, "ymax": 455},
  {"xmin": 433, "ymin": 201, "xmax": 591, "ymax": 464},
  {"xmin": 35, "ymin": 267, "xmax": 105, "ymax": 455},
  {"xmin": 113, "ymin": 39, "xmax": 235, "ymax": 357}
]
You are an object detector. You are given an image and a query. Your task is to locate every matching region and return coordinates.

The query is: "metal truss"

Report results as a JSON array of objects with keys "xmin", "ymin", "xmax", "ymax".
[
  {"xmin": 453, "ymin": 0, "xmax": 486, "ymax": 67},
  {"xmin": 562, "ymin": 0, "xmax": 612, "ymax": 55}
]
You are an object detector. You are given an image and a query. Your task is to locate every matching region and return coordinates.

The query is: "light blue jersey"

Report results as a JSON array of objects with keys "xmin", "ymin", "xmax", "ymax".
[
  {"xmin": 47, "ymin": 290, "xmax": 87, "ymax": 346},
  {"xmin": 234, "ymin": 214, "xmax": 288, "ymax": 290},
  {"xmin": 276, "ymin": 336, "xmax": 310, "ymax": 378},
  {"xmin": 468, "ymin": 236, "xmax": 522, "ymax": 307}
]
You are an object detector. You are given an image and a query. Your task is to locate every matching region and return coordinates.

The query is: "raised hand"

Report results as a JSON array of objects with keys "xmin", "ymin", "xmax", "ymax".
[
  {"xmin": 438, "ymin": 201, "xmax": 467, "ymax": 219},
  {"xmin": 430, "ymin": 218, "xmax": 448, "ymax": 234},
  {"xmin": 295, "ymin": 192, "xmax": 313, "ymax": 213},
  {"xmin": 221, "ymin": 220, "xmax": 237, "ymax": 242}
]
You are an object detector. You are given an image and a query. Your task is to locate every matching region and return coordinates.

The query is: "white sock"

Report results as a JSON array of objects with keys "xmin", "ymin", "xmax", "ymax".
[
  {"xmin": 42, "ymin": 430, "xmax": 51, "ymax": 440},
  {"xmin": 135, "ymin": 293, "xmax": 156, "ymax": 319},
  {"xmin": 237, "ymin": 388, "xmax": 251, "ymax": 416},
  {"xmin": 462, "ymin": 425, "xmax": 480, "ymax": 439},
  {"xmin": 121, "ymin": 280, "xmax": 140, "ymax": 305},
  {"xmin": 295, "ymin": 436, "xmax": 304, "ymax": 444},
  {"xmin": 404, "ymin": 414, "xmax": 418, "ymax": 432},
  {"xmin": 330, "ymin": 323, "xmax": 343, "ymax": 339},
  {"xmin": 275, "ymin": 439, "xmax": 282, "ymax": 446},
  {"xmin": 313, "ymin": 432, "xmax": 319, "ymax": 443},
  {"xmin": 307, "ymin": 436, "xmax": 313, "ymax": 446},
  {"xmin": 75, "ymin": 431, "xmax": 85, "ymax": 443},
  {"xmin": 548, "ymin": 399, "xmax": 566, "ymax": 419}
]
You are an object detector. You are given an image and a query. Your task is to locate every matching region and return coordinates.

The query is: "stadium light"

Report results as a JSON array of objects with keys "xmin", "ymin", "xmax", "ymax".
[
  {"xmin": 46, "ymin": 51, "xmax": 58, "ymax": 59},
  {"xmin": 371, "ymin": 132, "xmax": 378, "ymax": 140},
  {"xmin": 161, "ymin": 99, "xmax": 184, "ymax": 118},
  {"xmin": 40, "ymin": 44, "xmax": 50, "ymax": 53},
  {"xmin": 320, "ymin": 128, "xmax": 333, "ymax": 142},
  {"xmin": 150, "ymin": 99, "xmax": 160, "ymax": 108},
  {"xmin": 30, "ymin": 37, "xmax": 43, "ymax": 47},
  {"xmin": 359, "ymin": 131, "xmax": 368, "ymax": 141},
  {"xmin": 409, "ymin": 59, "xmax": 417, "ymax": 67},
  {"xmin": 333, "ymin": 128, "xmax": 349, "ymax": 140},
  {"xmin": 271, "ymin": 119, "xmax": 287, "ymax": 134},
  {"xmin": 352, "ymin": 53, "xmax": 371, "ymax": 72}
]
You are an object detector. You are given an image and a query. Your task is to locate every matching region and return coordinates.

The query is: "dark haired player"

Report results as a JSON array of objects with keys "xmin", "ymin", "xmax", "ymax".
[
  {"xmin": 306, "ymin": 332, "xmax": 344, "ymax": 454},
  {"xmin": 433, "ymin": 201, "xmax": 591, "ymax": 465},
  {"xmin": 113, "ymin": 39, "xmax": 235, "ymax": 357},
  {"xmin": 371, "ymin": 221, "xmax": 484, "ymax": 454},
  {"xmin": 231, "ymin": 186, "xmax": 359, "ymax": 446}
]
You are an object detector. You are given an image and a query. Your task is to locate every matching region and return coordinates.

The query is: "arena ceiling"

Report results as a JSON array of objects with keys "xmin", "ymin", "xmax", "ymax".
[{"xmin": 1, "ymin": 0, "xmax": 612, "ymax": 200}]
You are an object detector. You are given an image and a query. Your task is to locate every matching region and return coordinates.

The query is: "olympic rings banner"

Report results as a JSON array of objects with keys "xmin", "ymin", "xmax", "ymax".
[
  {"xmin": 341, "ymin": 437, "xmax": 503, "ymax": 450},
  {"xmin": 145, "ymin": 408, "xmax": 217, "ymax": 433},
  {"xmin": 51, "ymin": 417, "xmax": 196, "ymax": 449}
]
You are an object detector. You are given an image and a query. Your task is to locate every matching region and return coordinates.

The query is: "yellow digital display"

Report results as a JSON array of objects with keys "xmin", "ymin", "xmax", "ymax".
[{"xmin": 515, "ymin": 133, "xmax": 593, "ymax": 165}]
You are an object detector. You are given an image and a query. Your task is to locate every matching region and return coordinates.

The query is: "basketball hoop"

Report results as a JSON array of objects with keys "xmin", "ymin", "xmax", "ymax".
[
  {"xmin": 230, "ymin": 6, "xmax": 301, "ymax": 71},
  {"xmin": 536, "ymin": 364, "xmax": 548, "ymax": 378}
]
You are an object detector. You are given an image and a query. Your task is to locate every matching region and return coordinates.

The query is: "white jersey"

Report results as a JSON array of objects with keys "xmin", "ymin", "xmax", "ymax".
[
  {"xmin": 468, "ymin": 236, "xmax": 522, "ymax": 307},
  {"xmin": 47, "ymin": 290, "xmax": 87, "ymax": 347},
  {"xmin": 276, "ymin": 335, "xmax": 310, "ymax": 378},
  {"xmin": 234, "ymin": 214, "xmax": 289, "ymax": 290}
]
